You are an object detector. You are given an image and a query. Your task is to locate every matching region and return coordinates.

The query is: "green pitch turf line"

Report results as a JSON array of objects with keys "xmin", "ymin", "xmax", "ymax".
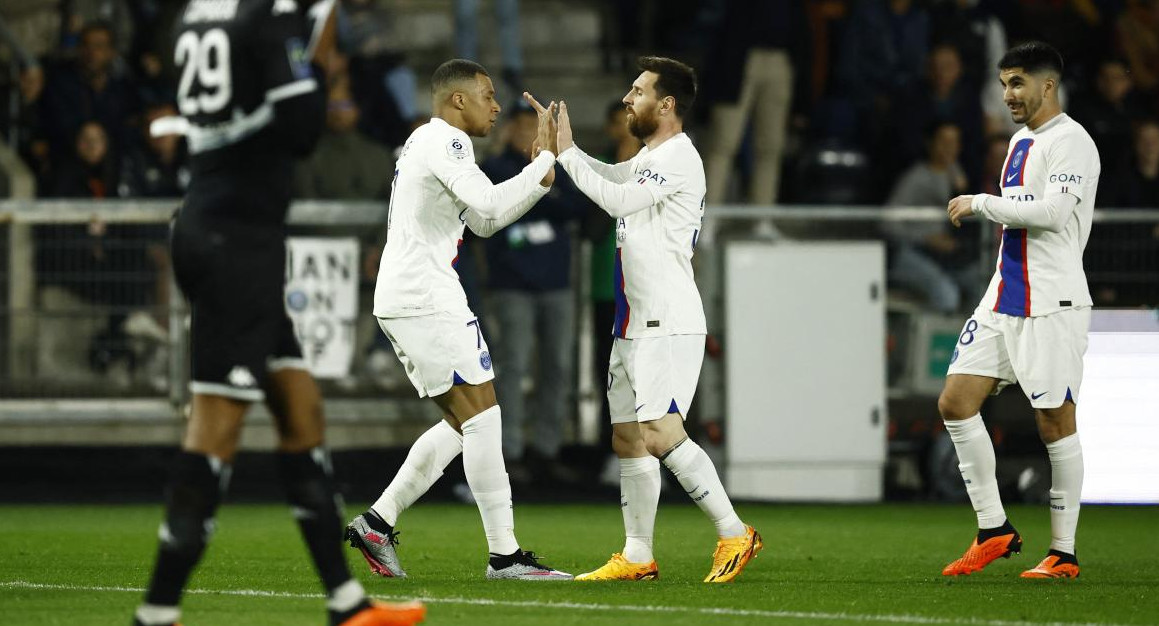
[{"xmin": 0, "ymin": 580, "xmax": 1135, "ymax": 626}]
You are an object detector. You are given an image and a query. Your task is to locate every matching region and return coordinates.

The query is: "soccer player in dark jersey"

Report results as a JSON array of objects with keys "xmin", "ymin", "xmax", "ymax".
[{"xmin": 131, "ymin": 2, "xmax": 424, "ymax": 625}]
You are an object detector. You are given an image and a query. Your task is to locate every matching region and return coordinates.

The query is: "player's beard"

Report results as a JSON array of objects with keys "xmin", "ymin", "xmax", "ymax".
[{"xmin": 627, "ymin": 108, "xmax": 659, "ymax": 140}]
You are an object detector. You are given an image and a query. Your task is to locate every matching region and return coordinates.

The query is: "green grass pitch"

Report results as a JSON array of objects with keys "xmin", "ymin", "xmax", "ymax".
[{"xmin": 1, "ymin": 502, "xmax": 1156, "ymax": 625}]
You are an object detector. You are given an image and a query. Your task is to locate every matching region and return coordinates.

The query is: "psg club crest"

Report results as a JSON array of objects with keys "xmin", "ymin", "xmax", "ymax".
[{"xmin": 479, "ymin": 350, "xmax": 492, "ymax": 371}]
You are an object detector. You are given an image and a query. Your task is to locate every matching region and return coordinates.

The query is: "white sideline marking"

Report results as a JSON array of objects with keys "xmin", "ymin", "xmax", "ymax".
[{"xmin": 0, "ymin": 580, "xmax": 1127, "ymax": 626}]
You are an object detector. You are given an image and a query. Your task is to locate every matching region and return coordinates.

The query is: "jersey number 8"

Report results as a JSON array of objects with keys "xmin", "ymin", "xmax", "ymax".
[{"xmin": 176, "ymin": 28, "xmax": 233, "ymax": 116}]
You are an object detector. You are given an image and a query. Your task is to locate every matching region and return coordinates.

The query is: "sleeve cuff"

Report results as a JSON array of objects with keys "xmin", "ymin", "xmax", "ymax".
[{"xmin": 971, "ymin": 194, "xmax": 990, "ymax": 217}]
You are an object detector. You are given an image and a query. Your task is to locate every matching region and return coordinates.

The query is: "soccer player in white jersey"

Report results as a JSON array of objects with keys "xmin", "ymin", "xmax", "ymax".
[
  {"xmin": 940, "ymin": 42, "xmax": 1100, "ymax": 579},
  {"xmin": 343, "ymin": 59, "xmax": 572, "ymax": 581},
  {"xmin": 555, "ymin": 56, "xmax": 762, "ymax": 583}
]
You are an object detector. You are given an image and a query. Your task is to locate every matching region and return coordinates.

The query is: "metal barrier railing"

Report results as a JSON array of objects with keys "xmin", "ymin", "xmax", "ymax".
[{"xmin": 1, "ymin": 200, "xmax": 1156, "ymax": 420}]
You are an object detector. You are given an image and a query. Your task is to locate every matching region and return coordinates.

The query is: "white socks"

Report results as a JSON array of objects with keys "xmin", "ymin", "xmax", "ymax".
[
  {"xmin": 944, "ymin": 414, "xmax": 1007, "ymax": 529},
  {"xmin": 325, "ymin": 579, "xmax": 367, "ymax": 613},
  {"xmin": 1046, "ymin": 433, "xmax": 1083, "ymax": 554},
  {"xmin": 619, "ymin": 456, "xmax": 661, "ymax": 563},
  {"xmin": 134, "ymin": 605, "xmax": 180, "ymax": 626},
  {"xmin": 371, "ymin": 420, "xmax": 463, "ymax": 526},
  {"xmin": 461, "ymin": 406, "xmax": 519, "ymax": 555},
  {"xmin": 661, "ymin": 439, "xmax": 745, "ymax": 539}
]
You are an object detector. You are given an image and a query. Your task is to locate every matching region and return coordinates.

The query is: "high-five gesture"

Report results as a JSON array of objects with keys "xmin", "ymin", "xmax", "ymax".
[
  {"xmin": 523, "ymin": 92, "xmax": 557, "ymax": 155},
  {"xmin": 557, "ymin": 100, "xmax": 574, "ymax": 154}
]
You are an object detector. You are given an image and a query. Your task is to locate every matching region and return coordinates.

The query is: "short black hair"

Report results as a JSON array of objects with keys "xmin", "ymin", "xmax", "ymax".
[
  {"xmin": 431, "ymin": 59, "xmax": 489, "ymax": 96},
  {"xmin": 998, "ymin": 41, "xmax": 1063, "ymax": 77},
  {"xmin": 637, "ymin": 56, "xmax": 697, "ymax": 119}
]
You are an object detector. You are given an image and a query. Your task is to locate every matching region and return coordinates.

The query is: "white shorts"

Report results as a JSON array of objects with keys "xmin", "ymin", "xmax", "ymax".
[
  {"xmin": 947, "ymin": 306, "xmax": 1091, "ymax": 409},
  {"xmin": 378, "ymin": 312, "xmax": 495, "ymax": 398},
  {"xmin": 608, "ymin": 335, "xmax": 705, "ymax": 424}
]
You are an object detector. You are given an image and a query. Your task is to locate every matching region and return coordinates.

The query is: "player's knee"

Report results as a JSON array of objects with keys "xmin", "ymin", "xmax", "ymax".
[
  {"xmin": 641, "ymin": 428, "xmax": 678, "ymax": 459},
  {"xmin": 278, "ymin": 448, "xmax": 340, "ymax": 515},
  {"xmin": 937, "ymin": 392, "xmax": 975, "ymax": 421},
  {"xmin": 611, "ymin": 427, "xmax": 646, "ymax": 458},
  {"xmin": 276, "ymin": 405, "xmax": 324, "ymax": 453}
]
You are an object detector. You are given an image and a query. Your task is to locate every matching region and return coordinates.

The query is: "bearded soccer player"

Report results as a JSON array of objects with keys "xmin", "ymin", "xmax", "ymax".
[
  {"xmin": 941, "ymin": 41, "xmax": 1100, "ymax": 579},
  {"xmin": 133, "ymin": 1, "xmax": 423, "ymax": 625},
  {"xmin": 342, "ymin": 59, "xmax": 572, "ymax": 581},
  {"xmin": 555, "ymin": 56, "xmax": 761, "ymax": 583}
]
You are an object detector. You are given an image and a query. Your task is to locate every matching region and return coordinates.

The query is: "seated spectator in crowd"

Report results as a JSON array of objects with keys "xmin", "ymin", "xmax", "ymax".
[
  {"xmin": 836, "ymin": 0, "xmax": 930, "ymax": 157},
  {"xmin": 48, "ymin": 120, "xmax": 118, "ymax": 198},
  {"xmin": 930, "ymin": 0, "xmax": 1008, "ymax": 92},
  {"xmin": 481, "ymin": 100, "xmax": 592, "ymax": 486},
  {"xmin": 119, "ymin": 102, "xmax": 188, "ymax": 198},
  {"xmin": 1109, "ymin": 119, "xmax": 1159, "ymax": 208},
  {"xmin": 339, "ymin": 0, "xmax": 419, "ymax": 142},
  {"xmin": 979, "ymin": 132, "xmax": 1013, "ymax": 196},
  {"xmin": 293, "ymin": 77, "xmax": 393, "ymax": 200},
  {"xmin": 39, "ymin": 20, "xmax": 139, "ymax": 169},
  {"xmin": 883, "ymin": 121, "xmax": 977, "ymax": 313},
  {"xmin": 1088, "ymin": 119, "xmax": 1159, "ymax": 306},
  {"xmin": 1115, "ymin": 0, "xmax": 1159, "ymax": 108},
  {"xmin": 1069, "ymin": 57, "xmax": 1149, "ymax": 173},
  {"xmin": 890, "ymin": 42, "xmax": 984, "ymax": 187}
]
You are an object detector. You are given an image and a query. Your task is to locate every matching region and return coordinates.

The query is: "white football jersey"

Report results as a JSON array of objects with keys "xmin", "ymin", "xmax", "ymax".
[
  {"xmin": 373, "ymin": 117, "xmax": 553, "ymax": 318},
  {"xmin": 978, "ymin": 113, "xmax": 1100, "ymax": 317},
  {"xmin": 558, "ymin": 133, "xmax": 707, "ymax": 338}
]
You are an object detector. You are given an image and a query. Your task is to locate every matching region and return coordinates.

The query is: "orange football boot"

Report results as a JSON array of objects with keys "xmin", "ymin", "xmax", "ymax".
[
  {"xmin": 340, "ymin": 600, "xmax": 427, "ymax": 626},
  {"xmin": 942, "ymin": 526, "xmax": 1022, "ymax": 576},
  {"xmin": 1021, "ymin": 550, "xmax": 1080, "ymax": 579}
]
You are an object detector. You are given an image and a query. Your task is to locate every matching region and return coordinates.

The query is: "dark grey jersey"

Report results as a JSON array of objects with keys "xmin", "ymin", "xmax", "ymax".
[{"xmin": 170, "ymin": 0, "xmax": 327, "ymax": 221}]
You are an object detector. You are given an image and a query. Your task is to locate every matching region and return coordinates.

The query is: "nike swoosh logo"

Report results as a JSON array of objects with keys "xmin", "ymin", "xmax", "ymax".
[
  {"xmin": 1031, "ymin": 391, "xmax": 1049, "ymax": 400},
  {"xmin": 685, "ymin": 485, "xmax": 701, "ymax": 495},
  {"xmin": 634, "ymin": 403, "xmax": 645, "ymax": 413},
  {"xmin": 1006, "ymin": 173, "xmax": 1018, "ymax": 183}
]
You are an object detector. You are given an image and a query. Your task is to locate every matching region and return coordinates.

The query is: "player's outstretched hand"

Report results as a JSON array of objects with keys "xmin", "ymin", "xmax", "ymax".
[
  {"xmin": 947, "ymin": 195, "xmax": 975, "ymax": 228},
  {"xmin": 531, "ymin": 141, "xmax": 556, "ymax": 188},
  {"xmin": 557, "ymin": 101, "xmax": 574, "ymax": 153},
  {"xmin": 524, "ymin": 92, "xmax": 558, "ymax": 154}
]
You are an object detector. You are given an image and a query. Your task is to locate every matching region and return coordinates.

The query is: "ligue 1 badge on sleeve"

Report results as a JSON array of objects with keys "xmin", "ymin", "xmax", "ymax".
[
  {"xmin": 479, "ymin": 350, "xmax": 492, "ymax": 371},
  {"xmin": 447, "ymin": 138, "xmax": 469, "ymax": 160}
]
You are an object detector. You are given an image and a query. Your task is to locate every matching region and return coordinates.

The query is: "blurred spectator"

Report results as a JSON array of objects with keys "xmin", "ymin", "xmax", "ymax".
[
  {"xmin": 293, "ymin": 78, "xmax": 393, "ymax": 200},
  {"xmin": 119, "ymin": 102, "xmax": 188, "ymax": 198},
  {"xmin": 339, "ymin": 0, "xmax": 417, "ymax": 148},
  {"xmin": 455, "ymin": 0, "xmax": 523, "ymax": 91},
  {"xmin": 0, "ymin": 13, "xmax": 49, "ymax": 189},
  {"xmin": 884, "ymin": 121, "xmax": 977, "ymax": 312},
  {"xmin": 1114, "ymin": 0, "xmax": 1159, "ymax": 108},
  {"xmin": 481, "ymin": 100, "xmax": 590, "ymax": 485},
  {"xmin": 1069, "ymin": 57, "xmax": 1149, "ymax": 172},
  {"xmin": 836, "ymin": 0, "xmax": 930, "ymax": 151},
  {"xmin": 702, "ymin": 0, "xmax": 810, "ymax": 207},
  {"xmin": 1089, "ymin": 119, "xmax": 1159, "ymax": 306},
  {"xmin": 980, "ymin": 132, "xmax": 1013, "ymax": 195},
  {"xmin": 1105, "ymin": 119, "xmax": 1159, "ymax": 207},
  {"xmin": 930, "ymin": 0, "xmax": 1009, "ymax": 91},
  {"xmin": 49, "ymin": 119, "xmax": 117, "ymax": 198},
  {"xmin": 1007, "ymin": 0, "xmax": 1108, "ymax": 82},
  {"xmin": 891, "ymin": 42, "xmax": 985, "ymax": 187},
  {"xmin": 39, "ymin": 20, "xmax": 139, "ymax": 167}
]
